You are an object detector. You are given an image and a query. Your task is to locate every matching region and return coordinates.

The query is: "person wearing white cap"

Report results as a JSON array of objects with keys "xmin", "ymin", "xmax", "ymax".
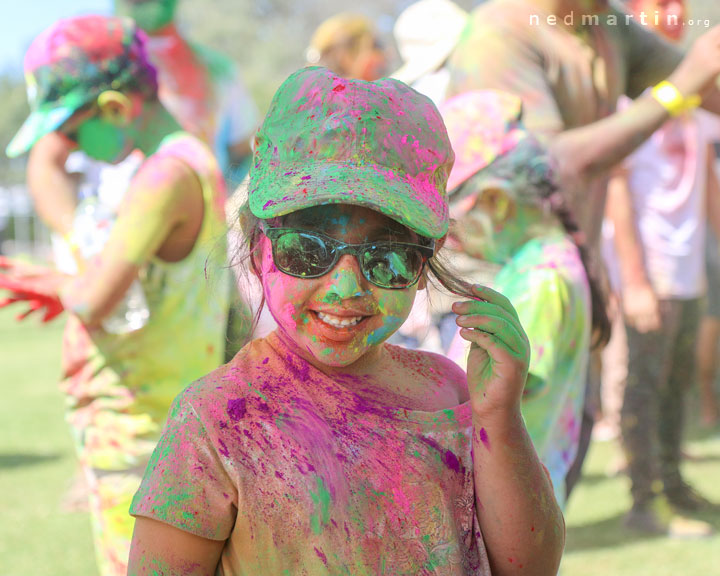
[{"xmin": 392, "ymin": 0, "xmax": 468, "ymax": 105}]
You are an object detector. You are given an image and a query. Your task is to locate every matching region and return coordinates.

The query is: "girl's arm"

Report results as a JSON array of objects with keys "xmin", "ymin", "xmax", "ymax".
[
  {"xmin": 705, "ymin": 143, "xmax": 720, "ymax": 239},
  {"xmin": 128, "ymin": 517, "xmax": 224, "ymax": 576},
  {"xmin": 606, "ymin": 167, "xmax": 660, "ymax": 333},
  {"xmin": 60, "ymin": 155, "xmax": 204, "ymax": 328},
  {"xmin": 453, "ymin": 285, "xmax": 564, "ymax": 576},
  {"xmin": 26, "ymin": 132, "xmax": 78, "ymax": 236}
]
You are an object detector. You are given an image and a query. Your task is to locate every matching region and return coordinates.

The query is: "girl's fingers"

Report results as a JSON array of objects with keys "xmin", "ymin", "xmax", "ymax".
[
  {"xmin": 465, "ymin": 284, "xmax": 519, "ymax": 319},
  {"xmin": 16, "ymin": 300, "xmax": 43, "ymax": 321},
  {"xmin": 454, "ymin": 301, "xmax": 527, "ymax": 346},
  {"xmin": 452, "ymin": 285, "xmax": 519, "ymax": 321},
  {"xmin": 43, "ymin": 306, "xmax": 63, "ymax": 323},
  {"xmin": 0, "ymin": 295, "xmax": 25, "ymax": 308},
  {"xmin": 453, "ymin": 298, "xmax": 519, "ymax": 328},
  {"xmin": 457, "ymin": 316, "xmax": 529, "ymax": 358},
  {"xmin": 458, "ymin": 327, "xmax": 528, "ymax": 367}
]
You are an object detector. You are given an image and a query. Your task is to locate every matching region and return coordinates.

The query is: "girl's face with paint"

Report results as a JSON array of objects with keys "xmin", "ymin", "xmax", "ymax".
[{"xmin": 256, "ymin": 204, "xmax": 423, "ymax": 369}]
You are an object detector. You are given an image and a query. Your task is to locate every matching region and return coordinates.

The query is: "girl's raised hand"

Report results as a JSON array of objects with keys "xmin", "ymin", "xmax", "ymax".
[{"xmin": 452, "ymin": 285, "xmax": 530, "ymax": 416}]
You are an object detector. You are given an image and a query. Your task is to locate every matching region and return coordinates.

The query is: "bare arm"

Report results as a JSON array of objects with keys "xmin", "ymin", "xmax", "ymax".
[
  {"xmin": 26, "ymin": 132, "xmax": 79, "ymax": 236},
  {"xmin": 605, "ymin": 167, "xmax": 659, "ymax": 332},
  {"xmin": 128, "ymin": 518, "xmax": 224, "ymax": 576},
  {"xmin": 60, "ymin": 155, "xmax": 203, "ymax": 327},
  {"xmin": 453, "ymin": 286, "xmax": 564, "ymax": 576},
  {"xmin": 706, "ymin": 144, "xmax": 720, "ymax": 238},
  {"xmin": 550, "ymin": 25, "xmax": 720, "ymax": 189}
]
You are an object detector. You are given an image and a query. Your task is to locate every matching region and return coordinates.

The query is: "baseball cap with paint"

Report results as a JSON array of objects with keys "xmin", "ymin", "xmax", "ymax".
[
  {"xmin": 440, "ymin": 90, "xmax": 560, "ymax": 219},
  {"xmin": 6, "ymin": 15, "xmax": 157, "ymax": 158},
  {"xmin": 439, "ymin": 90, "xmax": 527, "ymax": 195},
  {"xmin": 248, "ymin": 67, "xmax": 454, "ymax": 239}
]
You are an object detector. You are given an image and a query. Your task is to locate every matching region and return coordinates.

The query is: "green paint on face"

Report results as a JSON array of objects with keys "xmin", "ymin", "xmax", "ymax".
[
  {"xmin": 77, "ymin": 117, "xmax": 128, "ymax": 163},
  {"xmin": 309, "ymin": 476, "xmax": 331, "ymax": 534}
]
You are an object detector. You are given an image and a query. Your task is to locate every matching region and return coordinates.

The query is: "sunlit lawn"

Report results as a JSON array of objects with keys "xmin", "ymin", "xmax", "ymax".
[{"xmin": 1, "ymin": 307, "xmax": 719, "ymax": 575}]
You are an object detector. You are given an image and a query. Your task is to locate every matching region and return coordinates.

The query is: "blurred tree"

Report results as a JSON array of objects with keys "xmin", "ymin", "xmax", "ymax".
[
  {"xmin": 177, "ymin": 0, "xmax": 478, "ymax": 114},
  {"xmin": 0, "ymin": 73, "xmax": 29, "ymax": 185}
]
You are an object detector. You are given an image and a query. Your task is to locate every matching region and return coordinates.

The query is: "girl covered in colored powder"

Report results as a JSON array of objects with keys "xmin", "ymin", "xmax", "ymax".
[
  {"xmin": 1, "ymin": 16, "xmax": 229, "ymax": 576},
  {"xmin": 127, "ymin": 68, "xmax": 565, "ymax": 575},
  {"xmin": 439, "ymin": 91, "xmax": 610, "ymax": 508}
]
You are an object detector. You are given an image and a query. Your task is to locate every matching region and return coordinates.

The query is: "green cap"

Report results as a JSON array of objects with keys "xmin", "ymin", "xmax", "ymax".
[{"xmin": 248, "ymin": 67, "xmax": 454, "ymax": 239}]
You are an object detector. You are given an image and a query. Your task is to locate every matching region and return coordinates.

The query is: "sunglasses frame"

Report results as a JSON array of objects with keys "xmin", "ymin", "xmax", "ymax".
[{"xmin": 261, "ymin": 226, "xmax": 435, "ymax": 290}]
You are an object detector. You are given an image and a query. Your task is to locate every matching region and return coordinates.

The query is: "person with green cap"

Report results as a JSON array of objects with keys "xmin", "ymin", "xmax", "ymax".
[
  {"xmin": 1, "ymin": 15, "xmax": 230, "ymax": 576},
  {"xmin": 126, "ymin": 66, "xmax": 564, "ymax": 576},
  {"xmin": 27, "ymin": 0, "xmax": 259, "ymax": 362}
]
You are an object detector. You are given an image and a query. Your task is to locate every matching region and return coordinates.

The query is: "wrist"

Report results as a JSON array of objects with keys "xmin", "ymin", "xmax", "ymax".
[
  {"xmin": 471, "ymin": 402, "xmax": 523, "ymax": 429},
  {"xmin": 652, "ymin": 80, "xmax": 701, "ymax": 117},
  {"xmin": 623, "ymin": 278, "xmax": 653, "ymax": 292}
]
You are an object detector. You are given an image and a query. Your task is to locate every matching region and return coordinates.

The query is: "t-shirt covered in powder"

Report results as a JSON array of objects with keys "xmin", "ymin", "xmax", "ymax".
[{"xmin": 131, "ymin": 333, "xmax": 491, "ymax": 575}]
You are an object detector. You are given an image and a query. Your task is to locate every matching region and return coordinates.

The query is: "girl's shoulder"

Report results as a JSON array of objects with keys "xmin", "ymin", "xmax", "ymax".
[
  {"xmin": 385, "ymin": 344, "xmax": 470, "ymax": 405},
  {"xmin": 179, "ymin": 337, "xmax": 284, "ymax": 409}
]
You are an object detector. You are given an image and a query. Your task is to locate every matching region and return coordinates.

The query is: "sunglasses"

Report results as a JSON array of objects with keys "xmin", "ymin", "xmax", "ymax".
[{"xmin": 262, "ymin": 227, "xmax": 434, "ymax": 290}]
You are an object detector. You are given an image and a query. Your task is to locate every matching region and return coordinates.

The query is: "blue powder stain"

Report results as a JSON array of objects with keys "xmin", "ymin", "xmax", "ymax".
[
  {"xmin": 227, "ymin": 398, "xmax": 247, "ymax": 421},
  {"xmin": 366, "ymin": 316, "xmax": 402, "ymax": 345}
]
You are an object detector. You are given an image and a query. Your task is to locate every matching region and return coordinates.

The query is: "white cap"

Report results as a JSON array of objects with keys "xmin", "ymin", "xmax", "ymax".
[{"xmin": 392, "ymin": 0, "xmax": 468, "ymax": 85}]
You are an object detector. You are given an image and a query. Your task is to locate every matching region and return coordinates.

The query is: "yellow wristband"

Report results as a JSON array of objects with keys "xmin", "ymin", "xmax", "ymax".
[{"xmin": 651, "ymin": 81, "xmax": 701, "ymax": 117}]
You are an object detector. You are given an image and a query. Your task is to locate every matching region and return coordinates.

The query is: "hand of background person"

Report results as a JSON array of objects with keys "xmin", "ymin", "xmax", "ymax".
[
  {"xmin": 452, "ymin": 285, "xmax": 530, "ymax": 416},
  {"xmin": 0, "ymin": 257, "xmax": 66, "ymax": 322},
  {"xmin": 622, "ymin": 282, "xmax": 660, "ymax": 333},
  {"xmin": 670, "ymin": 25, "xmax": 720, "ymax": 100}
]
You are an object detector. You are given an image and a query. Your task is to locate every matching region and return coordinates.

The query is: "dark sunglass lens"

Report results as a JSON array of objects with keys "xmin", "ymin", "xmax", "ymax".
[
  {"xmin": 274, "ymin": 231, "xmax": 332, "ymax": 277},
  {"xmin": 362, "ymin": 245, "xmax": 423, "ymax": 288}
]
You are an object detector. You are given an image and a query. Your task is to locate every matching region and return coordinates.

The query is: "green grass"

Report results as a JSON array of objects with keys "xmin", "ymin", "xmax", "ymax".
[
  {"xmin": 1, "ymin": 307, "xmax": 720, "ymax": 574},
  {"xmin": 563, "ymin": 437, "xmax": 720, "ymax": 575},
  {"xmin": 0, "ymin": 308, "xmax": 97, "ymax": 576}
]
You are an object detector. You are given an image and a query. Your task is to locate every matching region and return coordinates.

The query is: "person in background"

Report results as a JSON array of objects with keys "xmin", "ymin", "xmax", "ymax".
[
  {"xmin": 447, "ymin": 0, "xmax": 720, "ymax": 497},
  {"xmin": 439, "ymin": 90, "xmax": 609, "ymax": 509},
  {"xmin": 31, "ymin": 0, "xmax": 258, "ymax": 245},
  {"xmin": 114, "ymin": 0, "xmax": 259, "ymax": 180},
  {"xmin": 602, "ymin": 0, "xmax": 719, "ymax": 536},
  {"xmin": 392, "ymin": 0, "xmax": 468, "ymax": 105},
  {"xmin": 0, "ymin": 16, "xmax": 230, "ymax": 574},
  {"xmin": 30, "ymin": 0, "xmax": 259, "ymax": 361},
  {"xmin": 305, "ymin": 13, "xmax": 387, "ymax": 81}
]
